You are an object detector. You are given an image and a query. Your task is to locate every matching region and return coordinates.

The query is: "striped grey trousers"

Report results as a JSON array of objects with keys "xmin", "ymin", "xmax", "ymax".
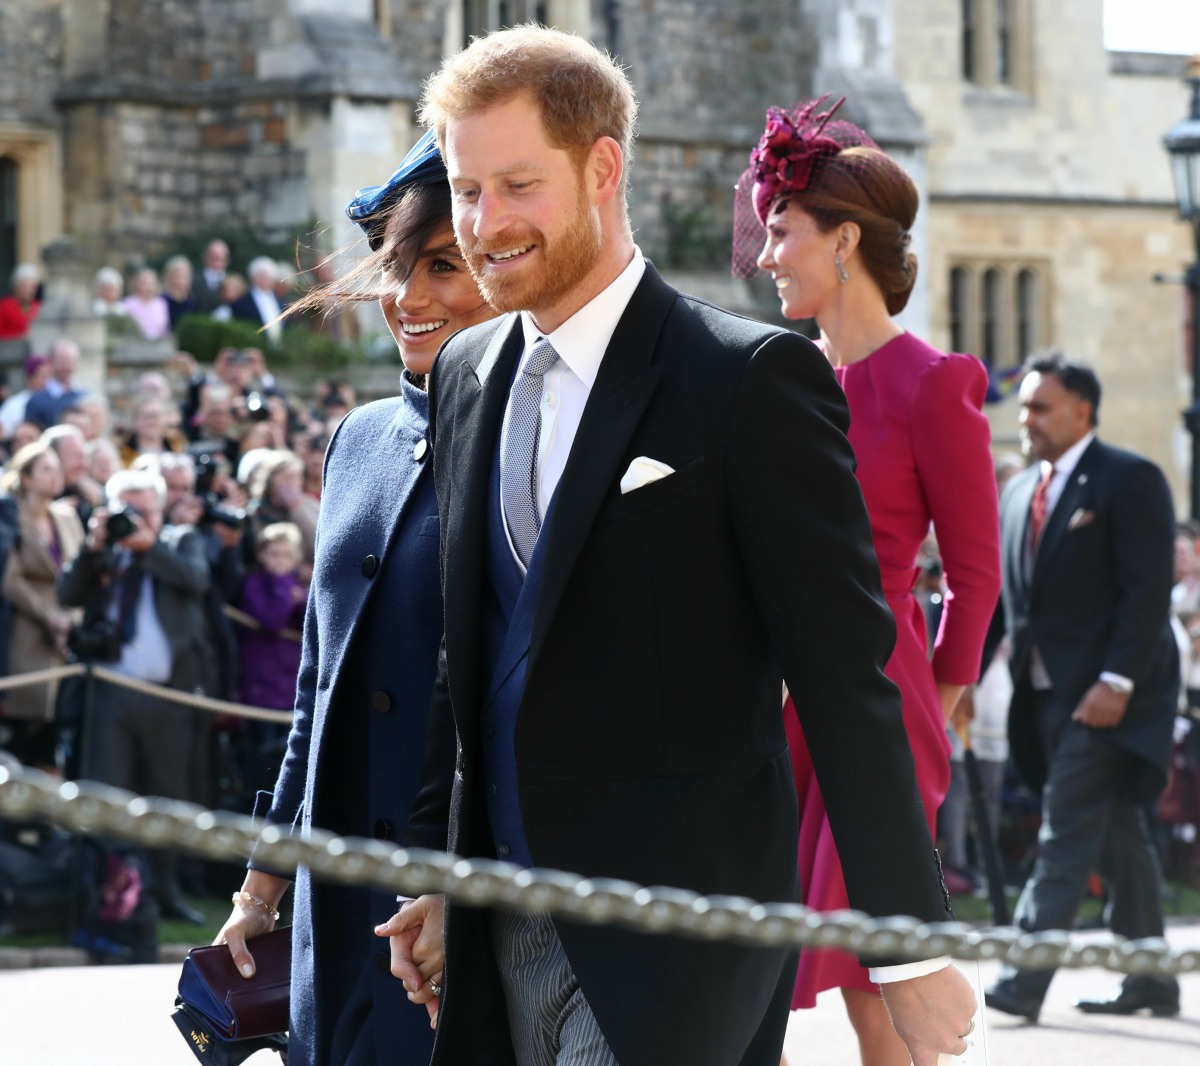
[{"xmin": 491, "ymin": 910, "xmax": 620, "ymax": 1066}]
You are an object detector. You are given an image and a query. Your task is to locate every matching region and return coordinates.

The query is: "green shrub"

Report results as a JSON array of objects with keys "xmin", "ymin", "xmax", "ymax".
[
  {"xmin": 273, "ymin": 325, "xmax": 365, "ymax": 372},
  {"xmin": 173, "ymin": 314, "xmax": 266, "ymax": 363}
]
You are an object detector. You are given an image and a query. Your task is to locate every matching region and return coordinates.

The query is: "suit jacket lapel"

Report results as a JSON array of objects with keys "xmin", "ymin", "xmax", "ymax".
[
  {"xmin": 441, "ymin": 316, "xmax": 525, "ymax": 730},
  {"xmin": 528, "ymin": 265, "xmax": 673, "ymax": 666},
  {"xmin": 1033, "ymin": 438, "xmax": 1099, "ymax": 585},
  {"xmin": 1003, "ymin": 467, "xmax": 1038, "ymax": 600}
]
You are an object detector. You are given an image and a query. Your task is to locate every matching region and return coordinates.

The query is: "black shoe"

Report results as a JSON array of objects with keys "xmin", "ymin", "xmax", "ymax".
[
  {"xmin": 984, "ymin": 977, "xmax": 1043, "ymax": 1022},
  {"xmin": 158, "ymin": 891, "xmax": 206, "ymax": 926},
  {"xmin": 1075, "ymin": 979, "xmax": 1180, "ymax": 1017}
]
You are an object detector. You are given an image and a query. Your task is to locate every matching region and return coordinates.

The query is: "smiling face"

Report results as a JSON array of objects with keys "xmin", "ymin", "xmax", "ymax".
[
  {"xmin": 756, "ymin": 201, "xmax": 842, "ymax": 321},
  {"xmin": 380, "ymin": 225, "xmax": 493, "ymax": 376},
  {"xmin": 445, "ymin": 93, "xmax": 605, "ymax": 327}
]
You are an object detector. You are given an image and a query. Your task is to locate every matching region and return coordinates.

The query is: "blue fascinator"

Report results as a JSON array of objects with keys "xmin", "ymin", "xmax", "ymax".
[{"xmin": 345, "ymin": 129, "xmax": 447, "ymax": 244}]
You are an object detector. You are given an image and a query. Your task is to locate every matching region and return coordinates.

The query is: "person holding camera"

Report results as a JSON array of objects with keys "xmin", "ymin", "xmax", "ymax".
[{"xmin": 58, "ymin": 466, "xmax": 216, "ymax": 924}]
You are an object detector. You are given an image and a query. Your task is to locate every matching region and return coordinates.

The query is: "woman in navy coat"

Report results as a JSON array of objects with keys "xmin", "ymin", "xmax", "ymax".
[{"xmin": 214, "ymin": 132, "xmax": 495, "ymax": 1065}]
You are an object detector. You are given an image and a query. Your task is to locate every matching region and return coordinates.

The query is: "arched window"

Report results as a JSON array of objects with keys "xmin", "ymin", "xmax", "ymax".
[
  {"xmin": 0, "ymin": 157, "xmax": 17, "ymax": 294},
  {"xmin": 961, "ymin": 0, "xmax": 977, "ymax": 82},
  {"xmin": 949, "ymin": 266, "xmax": 970, "ymax": 353},
  {"xmin": 463, "ymin": 0, "xmax": 549, "ymax": 45},
  {"xmin": 981, "ymin": 267, "xmax": 1003, "ymax": 366},
  {"xmin": 1016, "ymin": 267, "xmax": 1038, "ymax": 361},
  {"xmin": 960, "ymin": 0, "xmax": 1028, "ymax": 90}
]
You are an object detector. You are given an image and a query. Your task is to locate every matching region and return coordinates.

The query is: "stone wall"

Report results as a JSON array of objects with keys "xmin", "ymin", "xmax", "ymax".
[
  {"xmin": 60, "ymin": 95, "xmax": 309, "ymax": 259},
  {"xmin": 0, "ymin": 0, "xmax": 64, "ymax": 124},
  {"xmin": 926, "ymin": 190, "xmax": 1191, "ymax": 499}
]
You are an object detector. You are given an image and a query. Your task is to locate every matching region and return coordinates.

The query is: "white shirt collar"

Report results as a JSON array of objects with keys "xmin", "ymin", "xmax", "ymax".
[
  {"xmin": 1042, "ymin": 430, "xmax": 1094, "ymax": 481},
  {"xmin": 518, "ymin": 247, "xmax": 646, "ymax": 388}
]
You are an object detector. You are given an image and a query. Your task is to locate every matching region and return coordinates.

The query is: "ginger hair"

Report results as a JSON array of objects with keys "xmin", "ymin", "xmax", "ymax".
[{"xmin": 419, "ymin": 25, "xmax": 637, "ymax": 195}]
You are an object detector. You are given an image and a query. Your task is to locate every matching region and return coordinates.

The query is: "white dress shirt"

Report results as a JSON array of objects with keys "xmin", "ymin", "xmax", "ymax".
[
  {"xmin": 1036, "ymin": 430, "xmax": 1094, "ymax": 519},
  {"xmin": 499, "ymin": 247, "xmax": 646, "ymax": 567},
  {"xmin": 106, "ymin": 554, "xmax": 173, "ymax": 684},
  {"xmin": 250, "ymin": 286, "xmax": 284, "ymax": 344}
]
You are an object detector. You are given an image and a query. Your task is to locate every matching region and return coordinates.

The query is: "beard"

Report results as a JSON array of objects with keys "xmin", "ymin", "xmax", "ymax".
[{"xmin": 460, "ymin": 181, "xmax": 603, "ymax": 315}]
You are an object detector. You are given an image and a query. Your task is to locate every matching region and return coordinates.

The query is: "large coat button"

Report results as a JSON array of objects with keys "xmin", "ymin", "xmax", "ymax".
[
  {"xmin": 373, "ymin": 818, "xmax": 394, "ymax": 841},
  {"xmin": 413, "ymin": 439, "xmax": 429, "ymax": 462},
  {"xmin": 497, "ymin": 842, "xmax": 511, "ymax": 859},
  {"xmin": 371, "ymin": 690, "xmax": 392, "ymax": 713},
  {"xmin": 361, "ymin": 554, "xmax": 378, "ymax": 578}
]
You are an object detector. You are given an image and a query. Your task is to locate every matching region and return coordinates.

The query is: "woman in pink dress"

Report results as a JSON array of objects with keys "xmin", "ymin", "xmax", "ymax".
[{"xmin": 736, "ymin": 98, "xmax": 1001, "ymax": 1065}]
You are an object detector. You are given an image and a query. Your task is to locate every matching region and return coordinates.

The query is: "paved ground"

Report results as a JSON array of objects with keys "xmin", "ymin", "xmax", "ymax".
[{"xmin": 0, "ymin": 925, "xmax": 1197, "ymax": 1064}]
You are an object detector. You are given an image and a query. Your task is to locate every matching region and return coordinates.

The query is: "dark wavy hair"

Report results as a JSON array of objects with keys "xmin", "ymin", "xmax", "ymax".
[{"xmin": 284, "ymin": 181, "xmax": 454, "ymax": 320}]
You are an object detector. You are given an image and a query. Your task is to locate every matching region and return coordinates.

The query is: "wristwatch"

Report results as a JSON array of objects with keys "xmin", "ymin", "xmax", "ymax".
[{"xmin": 1101, "ymin": 675, "xmax": 1134, "ymax": 696}]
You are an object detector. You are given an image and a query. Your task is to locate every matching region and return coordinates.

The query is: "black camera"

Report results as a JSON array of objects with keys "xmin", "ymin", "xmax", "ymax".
[
  {"xmin": 244, "ymin": 391, "xmax": 271, "ymax": 422},
  {"xmin": 67, "ymin": 619, "xmax": 122, "ymax": 663},
  {"xmin": 200, "ymin": 491, "xmax": 245, "ymax": 531},
  {"xmin": 105, "ymin": 504, "xmax": 141, "ymax": 544}
]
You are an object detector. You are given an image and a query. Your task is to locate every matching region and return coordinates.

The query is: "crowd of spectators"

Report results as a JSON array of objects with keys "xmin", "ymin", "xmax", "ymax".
[{"xmin": 0, "ymin": 246, "xmax": 366, "ymax": 936}]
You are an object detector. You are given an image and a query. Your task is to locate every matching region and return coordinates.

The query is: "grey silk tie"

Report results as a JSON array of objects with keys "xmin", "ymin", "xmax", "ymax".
[{"xmin": 502, "ymin": 338, "xmax": 559, "ymax": 567}]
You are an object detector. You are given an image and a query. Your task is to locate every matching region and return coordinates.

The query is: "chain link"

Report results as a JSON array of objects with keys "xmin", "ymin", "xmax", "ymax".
[{"xmin": 0, "ymin": 764, "xmax": 1196, "ymax": 976}]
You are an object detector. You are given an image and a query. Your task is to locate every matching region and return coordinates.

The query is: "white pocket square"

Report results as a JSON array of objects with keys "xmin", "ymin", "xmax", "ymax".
[{"xmin": 620, "ymin": 456, "xmax": 675, "ymax": 494}]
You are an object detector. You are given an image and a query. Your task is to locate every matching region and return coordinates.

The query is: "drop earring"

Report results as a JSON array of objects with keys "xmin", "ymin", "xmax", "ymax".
[{"xmin": 834, "ymin": 255, "xmax": 850, "ymax": 284}]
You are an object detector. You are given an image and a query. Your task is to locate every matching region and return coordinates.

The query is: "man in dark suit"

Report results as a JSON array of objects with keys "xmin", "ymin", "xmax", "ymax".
[
  {"xmin": 986, "ymin": 354, "xmax": 1180, "ymax": 1020},
  {"xmin": 383, "ymin": 27, "xmax": 975, "ymax": 1066},
  {"xmin": 191, "ymin": 238, "xmax": 230, "ymax": 313},
  {"xmin": 59, "ymin": 466, "xmax": 216, "ymax": 924},
  {"xmin": 229, "ymin": 257, "xmax": 284, "ymax": 346}
]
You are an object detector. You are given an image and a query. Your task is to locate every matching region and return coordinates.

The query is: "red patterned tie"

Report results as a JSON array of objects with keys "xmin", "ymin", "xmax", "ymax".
[{"xmin": 1029, "ymin": 464, "xmax": 1055, "ymax": 551}]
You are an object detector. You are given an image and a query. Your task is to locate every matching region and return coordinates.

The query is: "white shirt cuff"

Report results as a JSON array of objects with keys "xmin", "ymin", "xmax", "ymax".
[
  {"xmin": 869, "ymin": 955, "xmax": 951, "ymax": 984},
  {"xmin": 1099, "ymin": 670, "xmax": 1133, "ymax": 695}
]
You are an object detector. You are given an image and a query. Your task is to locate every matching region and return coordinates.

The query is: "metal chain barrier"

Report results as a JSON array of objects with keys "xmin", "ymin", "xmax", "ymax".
[{"xmin": 0, "ymin": 764, "xmax": 1195, "ymax": 977}]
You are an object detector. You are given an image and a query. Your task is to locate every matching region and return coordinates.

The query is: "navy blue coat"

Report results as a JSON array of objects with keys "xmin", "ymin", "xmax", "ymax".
[{"xmin": 255, "ymin": 376, "xmax": 449, "ymax": 1066}]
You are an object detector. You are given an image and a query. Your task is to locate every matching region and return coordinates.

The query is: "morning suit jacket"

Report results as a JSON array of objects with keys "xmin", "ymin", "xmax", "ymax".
[
  {"xmin": 253, "ymin": 384, "xmax": 450, "ymax": 1066},
  {"xmin": 411, "ymin": 264, "xmax": 952, "ymax": 1066},
  {"xmin": 999, "ymin": 437, "xmax": 1178, "ymax": 801}
]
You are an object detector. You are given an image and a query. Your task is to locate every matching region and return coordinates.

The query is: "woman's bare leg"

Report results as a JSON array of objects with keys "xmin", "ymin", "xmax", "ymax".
[{"xmin": 842, "ymin": 987, "xmax": 911, "ymax": 1066}]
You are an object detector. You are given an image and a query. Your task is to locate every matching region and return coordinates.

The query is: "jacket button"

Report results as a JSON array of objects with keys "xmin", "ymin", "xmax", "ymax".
[
  {"xmin": 497, "ymin": 842, "xmax": 511, "ymax": 859},
  {"xmin": 371, "ymin": 690, "xmax": 392, "ymax": 713},
  {"xmin": 361, "ymin": 555, "xmax": 378, "ymax": 578},
  {"xmin": 413, "ymin": 438, "xmax": 429, "ymax": 462},
  {"xmin": 488, "ymin": 782, "xmax": 497, "ymax": 797},
  {"xmin": 373, "ymin": 818, "xmax": 394, "ymax": 841}
]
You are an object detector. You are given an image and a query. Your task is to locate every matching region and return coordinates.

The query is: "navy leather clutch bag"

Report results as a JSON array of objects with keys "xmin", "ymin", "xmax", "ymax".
[{"xmin": 171, "ymin": 927, "xmax": 290, "ymax": 1065}]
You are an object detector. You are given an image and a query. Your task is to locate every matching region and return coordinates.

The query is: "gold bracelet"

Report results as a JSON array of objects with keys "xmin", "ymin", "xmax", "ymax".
[{"xmin": 232, "ymin": 891, "xmax": 280, "ymax": 922}]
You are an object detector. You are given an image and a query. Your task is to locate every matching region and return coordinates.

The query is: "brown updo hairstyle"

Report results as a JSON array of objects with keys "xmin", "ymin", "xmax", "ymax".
[{"xmin": 790, "ymin": 146, "xmax": 919, "ymax": 315}]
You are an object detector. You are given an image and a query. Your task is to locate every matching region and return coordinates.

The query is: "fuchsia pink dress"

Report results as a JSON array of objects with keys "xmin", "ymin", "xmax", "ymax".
[{"xmin": 787, "ymin": 332, "xmax": 1001, "ymax": 1007}]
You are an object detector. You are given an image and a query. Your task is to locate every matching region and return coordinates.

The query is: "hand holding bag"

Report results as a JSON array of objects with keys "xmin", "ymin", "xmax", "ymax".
[{"xmin": 170, "ymin": 926, "xmax": 291, "ymax": 1065}]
